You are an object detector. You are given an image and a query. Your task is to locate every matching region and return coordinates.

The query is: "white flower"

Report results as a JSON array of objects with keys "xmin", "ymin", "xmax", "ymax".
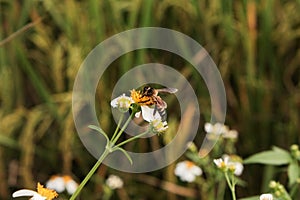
[
  {"xmin": 205, "ymin": 122, "xmax": 228, "ymax": 135},
  {"xmin": 110, "ymin": 94, "xmax": 133, "ymax": 112},
  {"xmin": 12, "ymin": 183, "xmax": 58, "ymax": 200},
  {"xmin": 214, "ymin": 155, "xmax": 244, "ymax": 176},
  {"xmin": 223, "ymin": 129, "xmax": 238, "ymax": 139},
  {"xmin": 260, "ymin": 193, "xmax": 273, "ymax": 200},
  {"xmin": 106, "ymin": 175, "xmax": 123, "ymax": 189},
  {"xmin": 46, "ymin": 175, "xmax": 78, "ymax": 195},
  {"xmin": 213, "ymin": 157, "xmax": 229, "ymax": 170},
  {"xmin": 150, "ymin": 118, "xmax": 168, "ymax": 133},
  {"xmin": 65, "ymin": 178, "xmax": 78, "ymax": 195},
  {"xmin": 46, "ymin": 176, "xmax": 65, "ymax": 193},
  {"xmin": 205, "ymin": 123, "xmax": 238, "ymax": 139},
  {"xmin": 231, "ymin": 161, "xmax": 244, "ymax": 176},
  {"xmin": 174, "ymin": 161, "xmax": 202, "ymax": 182},
  {"xmin": 223, "ymin": 154, "xmax": 244, "ymax": 176}
]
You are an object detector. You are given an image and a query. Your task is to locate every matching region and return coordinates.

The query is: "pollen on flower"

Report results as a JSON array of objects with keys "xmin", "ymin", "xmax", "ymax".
[
  {"xmin": 186, "ymin": 161, "xmax": 195, "ymax": 168},
  {"xmin": 130, "ymin": 89, "xmax": 142, "ymax": 104},
  {"xmin": 37, "ymin": 182, "xmax": 58, "ymax": 200},
  {"xmin": 63, "ymin": 175, "xmax": 72, "ymax": 182}
]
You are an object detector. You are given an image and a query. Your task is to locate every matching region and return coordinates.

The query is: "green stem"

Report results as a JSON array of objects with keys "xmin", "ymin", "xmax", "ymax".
[
  {"xmin": 216, "ymin": 180, "xmax": 226, "ymax": 200},
  {"xmin": 224, "ymin": 172, "xmax": 236, "ymax": 200},
  {"xmin": 69, "ymin": 147, "xmax": 110, "ymax": 200},
  {"xmin": 113, "ymin": 130, "xmax": 150, "ymax": 149},
  {"xmin": 111, "ymin": 112, "xmax": 134, "ymax": 145},
  {"xmin": 110, "ymin": 113, "xmax": 124, "ymax": 142}
]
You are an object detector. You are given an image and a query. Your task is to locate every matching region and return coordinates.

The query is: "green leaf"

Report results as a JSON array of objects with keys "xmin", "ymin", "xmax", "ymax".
[
  {"xmin": 114, "ymin": 147, "xmax": 133, "ymax": 165},
  {"xmin": 88, "ymin": 125, "xmax": 109, "ymax": 144},
  {"xmin": 288, "ymin": 161, "xmax": 299, "ymax": 186},
  {"xmin": 244, "ymin": 149, "xmax": 292, "ymax": 165},
  {"xmin": 272, "ymin": 146, "xmax": 290, "ymax": 154}
]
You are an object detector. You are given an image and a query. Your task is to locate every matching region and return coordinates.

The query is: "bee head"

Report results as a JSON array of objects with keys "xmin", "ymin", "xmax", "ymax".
[{"xmin": 142, "ymin": 86, "xmax": 155, "ymax": 96}]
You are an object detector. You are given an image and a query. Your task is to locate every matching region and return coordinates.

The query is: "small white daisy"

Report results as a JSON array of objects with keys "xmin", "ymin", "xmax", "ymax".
[
  {"xmin": 110, "ymin": 94, "xmax": 133, "ymax": 112},
  {"xmin": 106, "ymin": 175, "xmax": 123, "ymax": 189},
  {"xmin": 223, "ymin": 129, "xmax": 238, "ymax": 139},
  {"xmin": 222, "ymin": 154, "xmax": 244, "ymax": 176},
  {"xmin": 12, "ymin": 183, "xmax": 58, "ymax": 200},
  {"xmin": 214, "ymin": 155, "xmax": 244, "ymax": 176},
  {"xmin": 150, "ymin": 118, "xmax": 168, "ymax": 134},
  {"xmin": 174, "ymin": 161, "xmax": 202, "ymax": 182},
  {"xmin": 46, "ymin": 175, "xmax": 78, "ymax": 195},
  {"xmin": 260, "ymin": 193, "xmax": 273, "ymax": 200},
  {"xmin": 204, "ymin": 122, "xmax": 228, "ymax": 135},
  {"xmin": 213, "ymin": 157, "xmax": 229, "ymax": 170},
  {"xmin": 46, "ymin": 176, "xmax": 65, "ymax": 193},
  {"xmin": 64, "ymin": 176, "xmax": 78, "ymax": 195}
]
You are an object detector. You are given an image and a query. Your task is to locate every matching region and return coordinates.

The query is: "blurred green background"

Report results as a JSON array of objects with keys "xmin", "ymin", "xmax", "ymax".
[{"xmin": 0, "ymin": 0, "xmax": 299, "ymax": 199}]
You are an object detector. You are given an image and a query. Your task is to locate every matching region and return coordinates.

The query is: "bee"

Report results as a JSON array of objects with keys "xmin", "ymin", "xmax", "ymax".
[{"xmin": 131, "ymin": 86, "xmax": 178, "ymax": 118}]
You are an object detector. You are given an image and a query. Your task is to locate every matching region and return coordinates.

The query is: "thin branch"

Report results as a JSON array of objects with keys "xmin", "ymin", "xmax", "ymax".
[{"xmin": 0, "ymin": 18, "xmax": 43, "ymax": 47}]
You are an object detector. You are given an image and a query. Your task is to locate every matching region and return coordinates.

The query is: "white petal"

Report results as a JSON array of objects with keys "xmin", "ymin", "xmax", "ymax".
[
  {"xmin": 233, "ymin": 162, "xmax": 244, "ymax": 176},
  {"xmin": 65, "ymin": 180, "xmax": 78, "ymax": 194},
  {"xmin": 223, "ymin": 130, "xmax": 238, "ymax": 139},
  {"xmin": 13, "ymin": 189, "xmax": 38, "ymax": 197},
  {"xmin": 223, "ymin": 156, "xmax": 230, "ymax": 165},
  {"xmin": 260, "ymin": 193, "xmax": 273, "ymax": 200},
  {"xmin": 30, "ymin": 195, "xmax": 47, "ymax": 200},
  {"xmin": 213, "ymin": 158, "xmax": 223, "ymax": 167},
  {"xmin": 204, "ymin": 123, "xmax": 213, "ymax": 132},
  {"xmin": 215, "ymin": 123, "xmax": 225, "ymax": 134},
  {"xmin": 174, "ymin": 161, "xmax": 201, "ymax": 183},
  {"xmin": 110, "ymin": 97, "xmax": 119, "ymax": 108},
  {"xmin": 12, "ymin": 190, "xmax": 46, "ymax": 200},
  {"xmin": 110, "ymin": 94, "xmax": 132, "ymax": 109},
  {"xmin": 174, "ymin": 162, "xmax": 186, "ymax": 176},
  {"xmin": 191, "ymin": 166, "xmax": 202, "ymax": 176},
  {"xmin": 181, "ymin": 173, "xmax": 195, "ymax": 182},
  {"xmin": 46, "ymin": 176, "xmax": 65, "ymax": 193},
  {"xmin": 106, "ymin": 175, "xmax": 123, "ymax": 189},
  {"xmin": 135, "ymin": 111, "xmax": 141, "ymax": 118},
  {"xmin": 141, "ymin": 106, "xmax": 161, "ymax": 122}
]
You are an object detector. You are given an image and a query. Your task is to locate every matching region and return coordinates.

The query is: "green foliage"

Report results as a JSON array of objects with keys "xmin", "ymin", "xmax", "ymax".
[
  {"xmin": 244, "ymin": 146, "xmax": 292, "ymax": 165},
  {"xmin": 244, "ymin": 145, "xmax": 300, "ymax": 199}
]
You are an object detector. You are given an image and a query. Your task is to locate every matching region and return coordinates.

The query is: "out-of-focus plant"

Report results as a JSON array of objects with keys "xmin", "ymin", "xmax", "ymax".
[
  {"xmin": 241, "ymin": 144, "xmax": 300, "ymax": 200},
  {"xmin": 174, "ymin": 123, "xmax": 244, "ymax": 200}
]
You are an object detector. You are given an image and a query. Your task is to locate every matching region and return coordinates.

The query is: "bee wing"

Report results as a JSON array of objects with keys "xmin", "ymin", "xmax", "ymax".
[
  {"xmin": 155, "ymin": 96, "xmax": 167, "ymax": 109},
  {"xmin": 156, "ymin": 88, "xmax": 178, "ymax": 94}
]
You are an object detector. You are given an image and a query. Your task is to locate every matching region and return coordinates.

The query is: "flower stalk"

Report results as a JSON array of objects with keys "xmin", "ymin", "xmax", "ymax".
[
  {"xmin": 69, "ymin": 147, "xmax": 110, "ymax": 200},
  {"xmin": 69, "ymin": 92, "xmax": 169, "ymax": 199},
  {"xmin": 224, "ymin": 172, "xmax": 236, "ymax": 200}
]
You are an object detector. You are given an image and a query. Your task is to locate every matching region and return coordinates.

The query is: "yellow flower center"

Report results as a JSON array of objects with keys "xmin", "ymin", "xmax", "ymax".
[
  {"xmin": 63, "ymin": 175, "xmax": 72, "ymax": 183},
  {"xmin": 37, "ymin": 182, "xmax": 58, "ymax": 200},
  {"xmin": 186, "ymin": 161, "xmax": 195, "ymax": 168},
  {"xmin": 220, "ymin": 161, "xmax": 227, "ymax": 168},
  {"xmin": 130, "ymin": 89, "xmax": 142, "ymax": 103}
]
